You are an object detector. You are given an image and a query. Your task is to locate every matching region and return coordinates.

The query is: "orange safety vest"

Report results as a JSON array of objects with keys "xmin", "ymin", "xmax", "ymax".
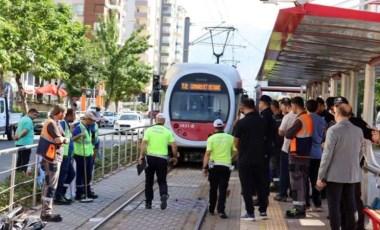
[
  {"xmin": 36, "ymin": 118, "xmax": 58, "ymax": 162},
  {"xmin": 289, "ymin": 113, "xmax": 313, "ymax": 158}
]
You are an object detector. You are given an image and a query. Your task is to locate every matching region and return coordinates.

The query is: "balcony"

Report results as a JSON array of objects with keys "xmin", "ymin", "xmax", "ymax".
[
  {"xmin": 136, "ymin": 0, "xmax": 148, "ymax": 6},
  {"xmin": 135, "ymin": 12, "xmax": 148, "ymax": 18}
]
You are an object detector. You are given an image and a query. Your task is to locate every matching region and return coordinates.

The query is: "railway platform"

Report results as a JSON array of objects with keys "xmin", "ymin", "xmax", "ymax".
[{"xmin": 27, "ymin": 165, "xmax": 334, "ymax": 229}]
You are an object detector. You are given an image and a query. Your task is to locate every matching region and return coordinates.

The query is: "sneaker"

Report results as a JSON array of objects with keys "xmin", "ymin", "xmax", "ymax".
[
  {"xmin": 305, "ymin": 206, "xmax": 313, "ymax": 212},
  {"xmin": 218, "ymin": 212, "xmax": 228, "ymax": 219},
  {"xmin": 285, "ymin": 208, "xmax": 306, "ymax": 219},
  {"xmin": 259, "ymin": 212, "xmax": 268, "ymax": 220},
  {"xmin": 241, "ymin": 213, "xmax": 256, "ymax": 221},
  {"xmin": 161, "ymin": 194, "xmax": 168, "ymax": 210},
  {"xmin": 88, "ymin": 192, "xmax": 98, "ymax": 199},
  {"xmin": 75, "ymin": 194, "xmax": 86, "ymax": 201},
  {"xmin": 314, "ymin": 206, "xmax": 323, "ymax": 212},
  {"xmin": 274, "ymin": 194, "xmax": 288, "ymax": 202},
  {"xmin": 209, "ymin": 206, "xmax": 215, "ymax": 215},
  {"xmin": 64, "ymin": 197, "xmax": 74, "ymax": 203},
  {"xmin": 145, "ymin": 202, "xmax": 152, "ymax": 209},
  {"xmin": 269, "ymin": 183, "xmax": 278, "ymax": 192},
  {"xmin": 54, "ymin": 197, "xmax": 71, "ymax": 205},
  {"xmin": 40, "ymin": 213, "xmax": 63, "ymax": 222}
]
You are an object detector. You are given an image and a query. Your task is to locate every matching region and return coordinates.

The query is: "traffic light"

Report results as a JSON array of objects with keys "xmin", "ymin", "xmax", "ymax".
[
  {"xmin": 152, "ymin": 91, "xmax": 160, "ymax": 103},
  {"xmin": 153, "ymin": 75, "xmax": 160, "ymax": 90}
]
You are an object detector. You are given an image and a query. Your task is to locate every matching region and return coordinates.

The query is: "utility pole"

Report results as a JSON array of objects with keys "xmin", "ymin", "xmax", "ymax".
[
  {"xmin": 157, "ymin": 0, "xmax": 164, "ymax": 76},
  {"xmin": 183, "ymin": 17, "xmax": 191, "ymax": 63}
]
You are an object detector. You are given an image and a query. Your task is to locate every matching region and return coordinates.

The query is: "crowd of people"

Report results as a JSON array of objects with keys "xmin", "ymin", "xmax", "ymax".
[
  {"xmin": 14, "ymin": 105, "xmax": 102, "ymax": 222},
  {"xmin": 13, "ymin": 94, "xmax": 380, "ymax": 228},
  {"xmin": 201, "ymin": 94, "xmax": 379, "ymax": 230}
]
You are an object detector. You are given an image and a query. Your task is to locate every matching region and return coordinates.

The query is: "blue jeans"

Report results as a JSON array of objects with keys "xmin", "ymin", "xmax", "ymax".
[
  {"xmin": 279, "ymin": 151, "xmax": 290, "ymax": 197},
  {"xmin": 55, "ymin": 155, "xmax": 76, "ymax": 199}
]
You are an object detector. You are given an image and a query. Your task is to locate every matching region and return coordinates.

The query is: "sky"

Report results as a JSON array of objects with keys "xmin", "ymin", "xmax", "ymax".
[{"xmin": 176, "ymin": 0, "xmax": 359, "ymax": 94}]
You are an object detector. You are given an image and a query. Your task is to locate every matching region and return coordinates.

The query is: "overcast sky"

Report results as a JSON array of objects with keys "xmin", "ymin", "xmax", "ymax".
[{"xmin": 176, "ymin": 0, "xmax": 360, "ymax": 93}]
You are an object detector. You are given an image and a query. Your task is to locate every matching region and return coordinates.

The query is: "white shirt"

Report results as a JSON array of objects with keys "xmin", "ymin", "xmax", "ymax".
[{"xmin": 279, "ymin": 111, "xmax": 297, "ymax": 153}]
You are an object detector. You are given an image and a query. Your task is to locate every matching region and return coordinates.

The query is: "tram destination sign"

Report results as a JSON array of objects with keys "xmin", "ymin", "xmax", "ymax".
[{"xmin": 181, "ymin": 82, "xmax": 221, "ymax": 91}]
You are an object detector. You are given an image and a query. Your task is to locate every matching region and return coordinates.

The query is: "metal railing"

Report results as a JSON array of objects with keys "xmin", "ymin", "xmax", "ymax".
[{"xmin": 0, "ymin": 125, "xmax": 150, "ymax": 215}]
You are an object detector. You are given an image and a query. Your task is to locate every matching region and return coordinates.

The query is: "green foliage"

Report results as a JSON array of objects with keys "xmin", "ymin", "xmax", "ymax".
[
  {"xmin": 93, "ymin": 141, "xmax": 139, "ymax": 181},
  {"xmin": 0, "ymin": 0, "xmax": 89, "ymax": 112},
  {"xmin": 12, "ymin": 104, "xmax": 23, "ymax": 113},
  {"xmin": 93, "ymin": 12, "xmax": 152, "ymax": 109},
  {"xmin": 0, "ymin": 172, "xmax": 41, "ymax": 213}
]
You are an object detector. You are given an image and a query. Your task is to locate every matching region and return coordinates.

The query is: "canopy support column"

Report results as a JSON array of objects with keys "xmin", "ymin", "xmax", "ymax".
[
  {"xmin": 329, "ymin": 77, "xmax": 337, "ymax": 96},
  {"xmin": 341, "ymin": 73, "xmax": 349, "ymax": 98},
  {"xmin": 363, "ymin": 64, "xmax": 375, "ymax": 125},
  {"xmin": 321, "ymin": 81, "xmax": 328, "ymax": 99},
  {"xmin": 316, "ymin": 82, "xmax": 322, "ymax": 98},
  {"xmin": 349, "ymin": 70, "xmax": 358, "ymax": 115},
  {"xmin": 306, "ymin": 85, "xmax": 311, "ymax": 99}
]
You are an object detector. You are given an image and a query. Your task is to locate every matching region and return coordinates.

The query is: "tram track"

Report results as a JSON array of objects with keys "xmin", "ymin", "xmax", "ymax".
[{"xmin": 84, "ymin": 166, "xmax": 209, "ymax": 230}]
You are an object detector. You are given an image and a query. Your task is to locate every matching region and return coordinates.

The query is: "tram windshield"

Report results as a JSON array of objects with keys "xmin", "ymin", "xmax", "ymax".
[{"xmin": 170, "ymin": 92, "xmax": 229, "ymax": 122}]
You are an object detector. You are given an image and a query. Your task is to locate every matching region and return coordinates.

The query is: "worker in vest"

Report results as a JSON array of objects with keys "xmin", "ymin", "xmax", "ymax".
[
  {"xmin": 72, "ymin": 111, "xmax": 98, "ymax": 201},
  {"xmin": 138, "ymin": 113, "xmax": 178, "ymax": 210},
  {"xmin": 202, "ymin": 119, "xmax": 238, "ymax": 219},
  {"xmin": 37, "ymin": 104, "xmax": 68, "ymax": 222},
  {"xmin": 285, "ymin": 96, "xmax": 313, "ymax": 218},
  {"xmin": 89, "ymin": 111, "xmax": 100, "ymax": 160},
  {"xmin": 54, "ymin": 108, "xmax": 76, "ymax": 205}
]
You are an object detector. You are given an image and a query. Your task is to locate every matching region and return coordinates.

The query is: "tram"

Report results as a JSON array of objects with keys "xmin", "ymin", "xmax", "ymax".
[{"xmin": 161, "ymin": 63, "xmax": 243, "ymax": 161}]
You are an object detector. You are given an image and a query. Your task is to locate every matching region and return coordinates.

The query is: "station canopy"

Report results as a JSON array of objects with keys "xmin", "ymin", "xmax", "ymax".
[{"xmin": 257, "ymin": 3, "xmax": 380, "ymax": 86}]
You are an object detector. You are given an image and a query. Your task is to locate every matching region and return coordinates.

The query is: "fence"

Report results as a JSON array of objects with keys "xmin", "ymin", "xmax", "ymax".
[{"xmin": 0, "ymin": 125, "xmax": 149, "ymax": 215}]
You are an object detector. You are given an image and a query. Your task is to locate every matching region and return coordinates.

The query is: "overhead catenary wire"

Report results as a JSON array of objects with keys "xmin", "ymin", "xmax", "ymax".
[
  {"xmin": 190, "ymin": 21, "xmax": 226, "ymax": 45},
  {"xmin": 235, "ymin": 31, "xmax": 265, "ymax": 54}
]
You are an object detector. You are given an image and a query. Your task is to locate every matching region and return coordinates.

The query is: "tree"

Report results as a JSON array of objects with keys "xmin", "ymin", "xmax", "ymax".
[
  {"xmin": 93, "ymin": 12, "xmax": 151, "ymax": 109},
  {"xmin": 62, "ymin": 42, "xmax": 105, "ymax": 106},
  {"xmin": 0, "ymin": 0, "xmax": 88, "ymax": 113},
  {"xmin": 0, "ymin": 15, "xmax": 18, "ymax": 96}
]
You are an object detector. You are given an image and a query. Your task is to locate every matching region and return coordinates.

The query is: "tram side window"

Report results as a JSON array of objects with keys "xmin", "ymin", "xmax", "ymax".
[{"xmin": 0, "ymin": 101, "xmax": 4, "ymax": 113}]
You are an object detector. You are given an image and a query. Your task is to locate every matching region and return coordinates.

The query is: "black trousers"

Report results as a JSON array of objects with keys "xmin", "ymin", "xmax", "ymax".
[
  {"xmin": 145, "ymin": 155, "xmax": 168, "ymax": 202},
  {"xmin": 341, "ymin": 182, "xmax": 365, "ymax": 230},
  {"xmin": 208, "ymin": 165, "xmax": 231, "ymax": 213},
  {"xmin": 74, "ymin": 155, "xmax": 94, "ymax": 197},
  {"xmin": 279, "ymin": 151, "xmax": 290, "ymax": 197},
  {"xmin": 306, "ymin": 159, "xmax": 322, "ymax": 207},
  {"xmin": 326, "ymin": 182, "xmax": 356, "ymax": 230},
  {"xmin": 238, "ymin": 161, "xmax": 269, "ymax": 214},
  {"xmin": 16, "ymin": 146, "xmax": 32, "ymax": 173}
]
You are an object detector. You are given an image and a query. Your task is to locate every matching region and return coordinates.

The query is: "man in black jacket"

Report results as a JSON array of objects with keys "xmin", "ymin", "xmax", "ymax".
[{"xmin": 234, "ymin": 98, "xmax": 268, "ymax": 221}]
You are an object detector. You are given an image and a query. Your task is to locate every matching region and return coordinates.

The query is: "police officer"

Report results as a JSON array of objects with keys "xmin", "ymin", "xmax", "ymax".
[
  {"xmin": 202, "ymin": 119, "xmax": 238, "ymax": 219},
  {"xmin": 37, "ymin": 104, "xmax": 68, "ymax": 222},
  {"xmin": 285, "ymin": 96, "xmax": 313, "ymax": 218},
  {"xmin": 54, "ymin": 108, "xmax": 76, "ymax": 205},
  {"xmin": 139, "ymin": 113, "xmax": 178, "ymax": 210},
  {"xmin": 72, "ymin": 111, "xmax": 98, "ymax": 200}
]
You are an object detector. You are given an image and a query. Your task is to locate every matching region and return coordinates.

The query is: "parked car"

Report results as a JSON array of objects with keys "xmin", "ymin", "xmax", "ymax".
[
  {"xmin": 114, "ymin": 112, "xmax": 145, "ymax": 134},
  {"xmin": 145, "ymin": 110, "xmax": 160, "ymax": 119},
  {"xmin": 0, "ymin": 97, "xmax": 22, "ymax": 140},
  {"xmin": 103, "ymin": 111, "xmax": 117, "ymax": 127},
  {"xmin": 33, "ymin": 111, "xmax": 49, "ymax": 135}
]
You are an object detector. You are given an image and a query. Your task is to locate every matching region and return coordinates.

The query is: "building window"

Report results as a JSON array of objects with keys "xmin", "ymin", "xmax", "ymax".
[{"xmin": 73, "ymin": 4, "xmax": 84, "ymax": 16}]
